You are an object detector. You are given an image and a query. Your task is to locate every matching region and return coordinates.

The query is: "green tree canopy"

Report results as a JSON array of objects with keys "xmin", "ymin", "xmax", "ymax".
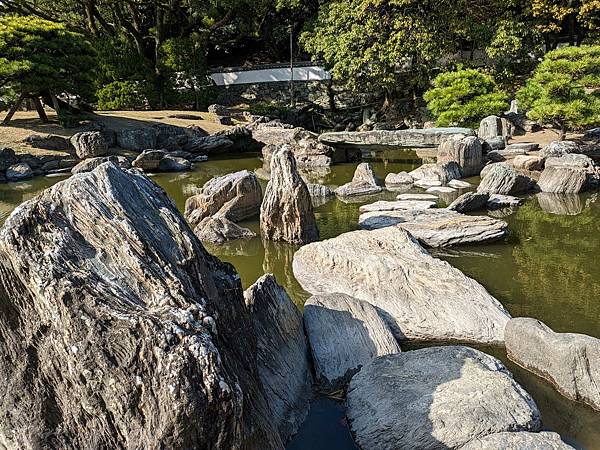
[
  {"xmin": 0, "ymin": 15, "xmax": 96, "ymax": 99},
  {"xmin": 424, "ymin": 68, "xmax": 509, "ymax": 127},
  {"xmin": 517, "ymin": 45, "xmax": 600, "ymax": 137}
]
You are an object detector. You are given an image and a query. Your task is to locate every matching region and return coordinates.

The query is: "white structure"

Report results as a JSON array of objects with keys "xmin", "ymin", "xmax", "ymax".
[{"xmin": 210, "ymin": 64, "xmax": 330, "ymax": 86}]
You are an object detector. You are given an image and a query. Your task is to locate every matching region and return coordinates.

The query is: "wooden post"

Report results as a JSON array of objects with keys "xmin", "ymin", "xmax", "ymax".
[
  {"xmin": 1, "ymin": 93, "xmax": 25, "ymax": 125},
  {"xmin": 32, "ymin": 97, "xmax": 48, "ymax": 123}
]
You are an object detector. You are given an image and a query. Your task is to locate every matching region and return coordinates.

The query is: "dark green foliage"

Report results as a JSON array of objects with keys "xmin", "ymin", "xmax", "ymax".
[
  {"xmin": 424, "ymin": 69, "xmax": 509, "ymax": 127},
  {"xmin": 0, "ymin": 15, "xmax": 96, "ymax": 99},
  {"xmin": 517, "ymin": 45, "xmax": 600, "ymax": 134},
  {"xmin": 96, "ymin": 81, "xmax": 148, "ymax": 111}
]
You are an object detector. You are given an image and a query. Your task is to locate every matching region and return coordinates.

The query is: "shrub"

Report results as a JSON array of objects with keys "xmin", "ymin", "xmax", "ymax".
[
  {"xmin": 517, "ymin": 45, "xmax": 600, "ymax": 137},
  {"xmin": 96, "ymin": 81, "xmax": 147, "ymax": 110},
  {"xmin": 424, "ymin": 68, "xmax": 510, "ymax": 128}
]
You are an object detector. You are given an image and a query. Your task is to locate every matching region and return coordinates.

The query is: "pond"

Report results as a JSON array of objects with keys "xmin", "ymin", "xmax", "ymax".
[{"xmin": 1, "ymin": 152, "xmax": 599, "ymax": 450}]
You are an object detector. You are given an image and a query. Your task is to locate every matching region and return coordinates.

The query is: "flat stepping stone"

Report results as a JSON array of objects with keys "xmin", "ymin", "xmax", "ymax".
[
  {"xmin": 359, "ymin": 200, "xmax": 436, "ymax": 213},
  {"xmin": 448, "ymin": 179, "xmax": 472, "ymax": 188},
  {"xmin": 487, "ymin": 194, "xmax": 524, "ymax": 209},
  {"xmin": 426, "ymin": 186, "xmax": 456, "ymax": 193},
  {"xmin": 347, "ymin": 346, "xmax": 541, "ymax": 450},
  {"xmin": 414, "ymin": 178, "xmax": 442, "ymax": 188},
  {"xmin": 396, "ymin": 193, "xmax": 438, "ymax": 201}
]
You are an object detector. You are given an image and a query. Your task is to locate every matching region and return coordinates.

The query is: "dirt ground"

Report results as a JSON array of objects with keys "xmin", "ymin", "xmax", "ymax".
[{"xmin": 0, "ymin": 110, "xmax": 231, "ymax": 156}]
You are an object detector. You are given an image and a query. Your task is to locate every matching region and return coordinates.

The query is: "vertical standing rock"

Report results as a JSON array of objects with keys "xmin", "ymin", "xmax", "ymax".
[
  {"xmin": 244, "ymin": 274, "xmax": 312, "ymax": 442},
  {"xmin": 0, "ymin": 162, "xmax": 282, "ymax": 449},
  {"xmin": 437, "ymin": 135, "xmax": 483, "ymax": 177},
  {"xmin": 260, "ymin": 145, "xmax": 320, "ymax": 244}
]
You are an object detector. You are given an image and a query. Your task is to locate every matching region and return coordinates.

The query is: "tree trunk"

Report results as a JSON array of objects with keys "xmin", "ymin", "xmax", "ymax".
[
  {"xmin": 2, "ymin": 94, "xmax": 25, "ymax": 125},
  {"xmin": 32, "ymin": 97, "xmax": 48, "ymax": 123}
]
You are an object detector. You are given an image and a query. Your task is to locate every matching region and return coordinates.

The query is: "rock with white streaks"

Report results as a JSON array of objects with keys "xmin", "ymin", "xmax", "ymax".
[
  {"xmin": 538, "ymin": 154, "xmax": 594, "ymax": 194},
  {"xmin": 335, "ymin": 163, "xmax": 382, "ymax": 197},
  {"xmin": 347, "ymin": 346, "xmax": 541, "ymax": 450},
  {"xmin": 506, "ymin": 318, "xmax": 600, "ymax": 411},
  {"xmin": 487, "ymin": 194, "xmax": 524, "ymax": 209},
  {"xmin": 358, "ymin": 208, "xmax": 508, "ymax": 247},
  {"xmin": 194, "ymin": 216, "xmax": 256, "ymax": 244},
  {"xmin": 477, "ymin": 163, "xmax": 535, "ymax": 195},
  {"xmin": 359, "ymin": 200, "xmax": 436, "ymax": 212},
  {"xmin": 70, "ymin": 131, "xmax": 109, "ymax": 159},
  {"xmin": 385, "ymin": 171, "xmax": 413, "ymax": 187},
  {"xmin": 437, "ymin": 135, "xmax": 483, "ymax": 177},
  {"xmin": 461, "ymin": 431, "xmax": 574, "ymax": 449},
  {"xmin": 260, "ymin": 146, "xmax": 319, "ymax": 244},
  {"xmin": 292, "ymin": 227, "xmax": 511, "ymax": 343},
  {"xmin": 303, "ymin": 293, "xmax": 400, "ymax": 390},
  {"xmin": 244, "ymin": 274, "xmax": 312, "ymax": 442}
]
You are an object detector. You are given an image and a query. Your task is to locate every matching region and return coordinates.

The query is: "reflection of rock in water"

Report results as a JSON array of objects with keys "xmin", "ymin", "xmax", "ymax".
[
  {"xmin": 256, "ymin": 163, "xmax": 333, "ymax": 186},
  {"xmin": 182, "ymin": 183, "xmax": 201, "ymax": 196},
  {"xmin": 488, "ymin": 207, "xmax": 518, "ymax": 219},
  {"xmin": 262, "ymin": 239, "xmax": 309, "ymax": 306},
  {"xmin": 202, "ymin": 233, "xmax": 262, "ymax": 256},
  {"xmin": 536, "ymin": 193, "xmax": 583, "ymax": 216},
  {"xmin": 432, "ymin": 189, "xmax": 461, "ymax": 205}
]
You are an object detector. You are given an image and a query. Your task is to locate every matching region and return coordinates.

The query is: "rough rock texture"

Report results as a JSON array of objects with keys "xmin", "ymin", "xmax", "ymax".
[
  {"xmin": 132, "ymin": 150, "xmax": 191, "ymax": 173},
  {"xmin": 260, "ymin": 146, "xmax": 319, "ymax": 244},
  {"xmin": 292, "ymin": 227, "xmax": 511, "ymax": 343},
  {"xmin": 183, "ymin": 135, "xmax": 233, "ymax": 154},
  {"xmin": 438, "ymin": 161, "xmax": 462, "ymax": 183},
  {"xmin": 506, "ymin": 318, "xmax": 600, "ymax": 411},
  {"xmin": 306, "ymin": 183, "xmax": 334, "ymax": 198},
  {"xmin": 185, "ymin": 170, "xmax": 263, "ymax": 227},
  {"xmin": 70, "ymin": 131, "xmax": 109, "ymax": 159},
  {"xmin": 513, "ymin": 155, "xmax": 545, "ymax": 171},
  {"xmin": 255, "ymin": 126, "xmax": 334, "ymax": 167},
  {"xmin": 358, "ymin": 208, "xmax": 508, "ymax": 247},
  {"xmin": 540, "ymin": 140, "xmax": 580, "ymax": 158},
  {"xmin": 116, "ymin": 128, "xmax": 157, "ymax": 150},
  {"xmin": 477, "ymin": 163, "xmax": 535, "ymax": 195},
  {"xmin": 347, "ymin": 346, "xmax": 541, "ymax": 450},
  {"xmin": 5, "ymin": 163, "xmax": 33, "ymax": 181},
  {"xmin": 335, "ymin": 163, "xmax": 382, "ymax": 197},
  {"xmin": 24, "ymin": 133, "xmax": 72, "ymax": 151},
  {"xmin": 359, "ymin": 200, "xmax": 436, "ymax": 212},
  {"xmin": 488, "ymin": 194, "xmax": 524, "ymax": 209},
  {"xmin": 71, "ymin": 155, "xmax": 131, "ymax": 174},
  {"xmin": 303, "ymin": 293, "xmax": 401, "ymax": 390},
  {"xmin": 0, "ymin": 162, "xmax": 282, "ymax": 449},
  {"xmin": 319, "ymin": 128, "xmax": 475, "ymax": 149},
  {"xmin": 505, "ymin": 143, "xmax": 539, "ymax": 152},
  {"xmin": 437, "ymin": 135, "xmax": 483, "ymax": 177},
  {"xmin": 409, "ymin": 163, "xmax": 441, "ymax": 183},
  {"xmin": 448, "ymin": 192, "xmax": 490, "ymax": 213},
  {"xmin": 479, "ymin": 115, "xmax": 512, "ymax": 140},
  {"xmin": 194, "ymin": 216, "xmax": 256, "ymax": 244},
  {"xmin": 385, "ymin": 171, "xmax": 413, "ymax": 187},
  {"xmin": 0, "ymin": 147, "xmax": 16, "ymax": 171},
  {"xmin": 461, "ymin": 432, "xmax": 574, "ymax": 450},
  {"xmin": 244, "ymin": 274, "xmax": 312, "ymax": 442},
  {"xmin": 537, "ymin": 154, "xmax": 594, "ymax": 194}
]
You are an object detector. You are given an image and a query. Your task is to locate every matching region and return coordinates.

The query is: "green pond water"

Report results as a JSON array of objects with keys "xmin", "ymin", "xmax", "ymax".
[{"xmin": 1, "ymin": 152, "xmax": 599, "ymax": 449}]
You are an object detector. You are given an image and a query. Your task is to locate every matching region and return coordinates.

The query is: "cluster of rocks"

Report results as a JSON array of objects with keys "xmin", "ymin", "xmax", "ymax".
[{"xmin": 0, "ymin": 147, "xmax": 78, "ymax": 182}]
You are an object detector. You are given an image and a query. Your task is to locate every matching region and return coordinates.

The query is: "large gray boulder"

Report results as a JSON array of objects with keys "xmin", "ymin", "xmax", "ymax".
[
  {"xmin": 260, "ymin": 145, "xmax": 319, "ymax": 244},
  {"xmin": 319, "ymin": 127, "xmax": 475, "ymax": 149},
  {"xmin": 303, "ymin": 293, "xmax": 401, "ymax": 390},
  {"xmin": 347, "ymin": 346, "xmax": 541, "ymax": 450},
  {"xmin": 506, "ymin": 318, "xmax": 600, "ymax": 411},
  {"xmin": 358, "ymin": 208, "xmax": 508, "ymax": 247},
  {"xmin": 132, "ymin": 150, "xmax": 191, "ymax": 173},
  {"xmin": 461, "ymin": 432, "xmax": 574, "ymax": 450},
  {"xmin": 292, "ymin": 227, "xmax": 511, "ymax": 343},
  {"xmin": 71, "ymin": 155, "xmax": 131, "ymax": 174},
  {"xmin": 335, "ymin": 162, "xmax": 382, "ymax": 197},
  {"xmin": 185, "ymin": 170, "xmax": 263, "ymax": 227},
  {"xmin": 194, "ymin": 216, "xmax": 256, "ymax": 244},
  {"xmin": 479, "ymin": 115, "xmax": 513, "ymax": 140},
  {"xmin": 437, "ymin": 135, "xmax": 483, "ymax": 177},
  {"xmin": 244, "ymin": 274, "xmax": 312, "ymax": 442},
  {"xmin": 538, "ymin": 154, "xmax": 594, "ymax": 194},
  {"xmin": 477, "ymin": 163, "xmax": 535, "ymax": 195},
  {"xmin": 0, "ymin": 162, "xmax": 282, "ymax": 449},
  {"xmin": 540, "ymin": 140, "xmax": 581, "ymax": 158},
  {"xmin": 183, "ymin": 135, "xmax": 234, "ymax": 154},
  {"xmin": 448, "ymin": 191, "xmax": 490, "ymax": 213},
  {"xmin": 116, "ymin": 128, "xmax": 157, "ymax": 151},
  {"xmin": 70, "ymin": 131, "xmax": 109, "ymax": 159},
  {"xmin": 384, "ymin": 171, "xmax": 413, "ymax": 187}
]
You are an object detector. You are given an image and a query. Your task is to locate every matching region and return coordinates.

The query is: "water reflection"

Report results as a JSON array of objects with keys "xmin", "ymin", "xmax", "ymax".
[{"xmin": 537, "ymin": 192, "xmax": 583, "ymax": 216}]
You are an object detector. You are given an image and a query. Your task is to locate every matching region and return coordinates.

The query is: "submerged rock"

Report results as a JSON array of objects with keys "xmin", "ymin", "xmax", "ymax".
[
  {"xmin": 260, "ymin": 145, "xmax": 319, "ymax": 244},
  {"xmin": 293, "ymin": 227, "xmax": 511, "ymax": 343},
  {"xmin": 185, "ymin": 170, "xmax": 263, "ymax": 227},
  {"xmin": 358, "ymin": 208, "xmax": 508, "ymax": 247},
  {"xmin": 303, "ymin": 293, "xmax": 400, "ymax": 391},
  {"xmin": 477, "ymin": 163, "xmax": 535, "ymax": 195},
  {"xmin": 448, "ymin": 192, "xmax": 490, "ymax": 213},
  {"xmin": 306, "ymin": 183, "xmax": 334, "ymax": 198},
  {"xmin": 0, "ymin": 162, "xmax": 282, "ymax": 449},
  {"xmin": 506, "ymin": 318, "xmax": 600, "ymax": 412},
  {"xmin": 359, "ymin": 200, "xmax": 436, "ymax": 212},
  {"xmin": 461, "ymin": 431, "xmax": 574, "ymax": 450},
  {"xmin": 244, "ymin": 274, "xmax": 312, "ymax": 442},
  {"xmin": 347, "ymin": 346, "xmax": 541, "ymax": 450},
  {"xmin": 437, "ymin": 135, "xmax": 483, "ymax": 177},
  {"xmin": 194, "ymin": 216, "xmax": 256, "ymax": 244},
  {"xmin": 335, "ymin": 162, "xmax": 382, "ymax": 197}
]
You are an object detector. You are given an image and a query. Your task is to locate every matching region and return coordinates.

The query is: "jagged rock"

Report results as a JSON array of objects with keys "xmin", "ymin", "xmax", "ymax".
[
  {"xmin": 306, "ymin": 183, "xmax": 334, "ymax": 198},
  {"xmin": 358, "ymin": 208, "xmax": 508, "ymax": 247},
  {"xmin": 244, "ymin": 274, "xmax": 312, "ymax": 441},
  {"xmin": 0, "ymin": 147, "xmax": 17, "ymax": 171},
  {"xmin": 255, "ymin": 126, "xmax": 334, "ymax": 167},
  {"xmin": 153, "ymin": 124, "xmax": 190, "ymax": 151},
  {"xmin": 384, "ymin": 171, "xmax": 413, "ymax": 187},
  {"xmin": 479, "ymin": 115, "xmax": 513, "ymax": 140},
  {"xmin": 116, "ymin": 128, "xmax": 157, "ymax": 151},
  {"xmin": 359, "ymin": 200, "xmax": 436, "ymax": 212},
  {"xmin": 397, "ymin": 193, "xmax": 438, "ymax": 201},
  {"xmin": 546, "ymin": 153, "xmax": 594, "ymax": 169},
  {"xmin": 488, "ymin": 194, "xmax": 524, "ymax": 209},
  {"xmin": 303, "ymin": 293, "xmax": 401, "ymax": 390},
  {"xmin": 260, "ymin": 146, "xmax": 319, "ymax": 244},
  {"xmin": 194, "ymin": 216, "xmax": 256, "ymax": 244},
  {"xmin": 448, "ymin": 192, "xmax": 490, "ymax": 213},
  {"xmin": 513, "ymin": 155, "xmax": 545, "ymax": 171},
  {"xmin": 24, "ymin": 133, "xmax": 72, "ymax": 151},
  {"xmin": 185, "ymin": 170, "xmax": 262, "ymax": 227},
  {"xmin": 409, "ymin": 163, "xmax": 440, "ymax": 182},
  {"xmin": 448, "ymin": 179, "xmax": 472, "ymax": 188},
  {"xmin": 537, "ymin": 155, "xmax": 594, "ymax": 193},
  {"xmin": 293, "ymin": 227, "xmax": 511, "ymax": 343},
  {"xmin": 0, "ymin": 162, "xmax": 282, "ymax": 449},
  {"xmin": 70, "ymin": 131, "xmax": 109, "ymax": 159},
  {"xmin": 319, "ymin": 127, "xmax": 475, "ymax": 149},
  {"xmin": 506, "ymin": 318, "xmax": 600, "ymax": 412},
  {"xmin": 132, "ymin": 150, "xmax": 191, "ymax": 173},
  {"xmin": 71, "ymin": 155, "xmax": 131, "ymax": 174},
  {"xmin": 5, "ymin": 163, "xmax": 33, "ymax": 181},
  {"xmin": 438, "ymin": 161, "xmax": 462, "ymax": 183},
  {"xmin": 540, "ymin": 140, "xmax": 580, "ymax": 158},
  {"xmin": 347, "ymin": 346, "xmax": 541, "ymax": 450},
  {"xmin": 461, "ymin": 431, "xmax": 574, "ymax": 450},
  {"xmin": 437, "ymin": 135, "xmax": 483, "ymax": 177},
  {"xmin": 183, "ymin": 135, "xmax": 233, "ymax": 154},
  {"xmin": 335, "ymin": 163, "xmax": 382, "ymax": 197},
  {"xmin": 536, "ymin": 192, "xmax": 582, "ymax": 215},
  {"xmin": 477, "ymin": 163, "xmax": 535, "ymax": 195}
]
